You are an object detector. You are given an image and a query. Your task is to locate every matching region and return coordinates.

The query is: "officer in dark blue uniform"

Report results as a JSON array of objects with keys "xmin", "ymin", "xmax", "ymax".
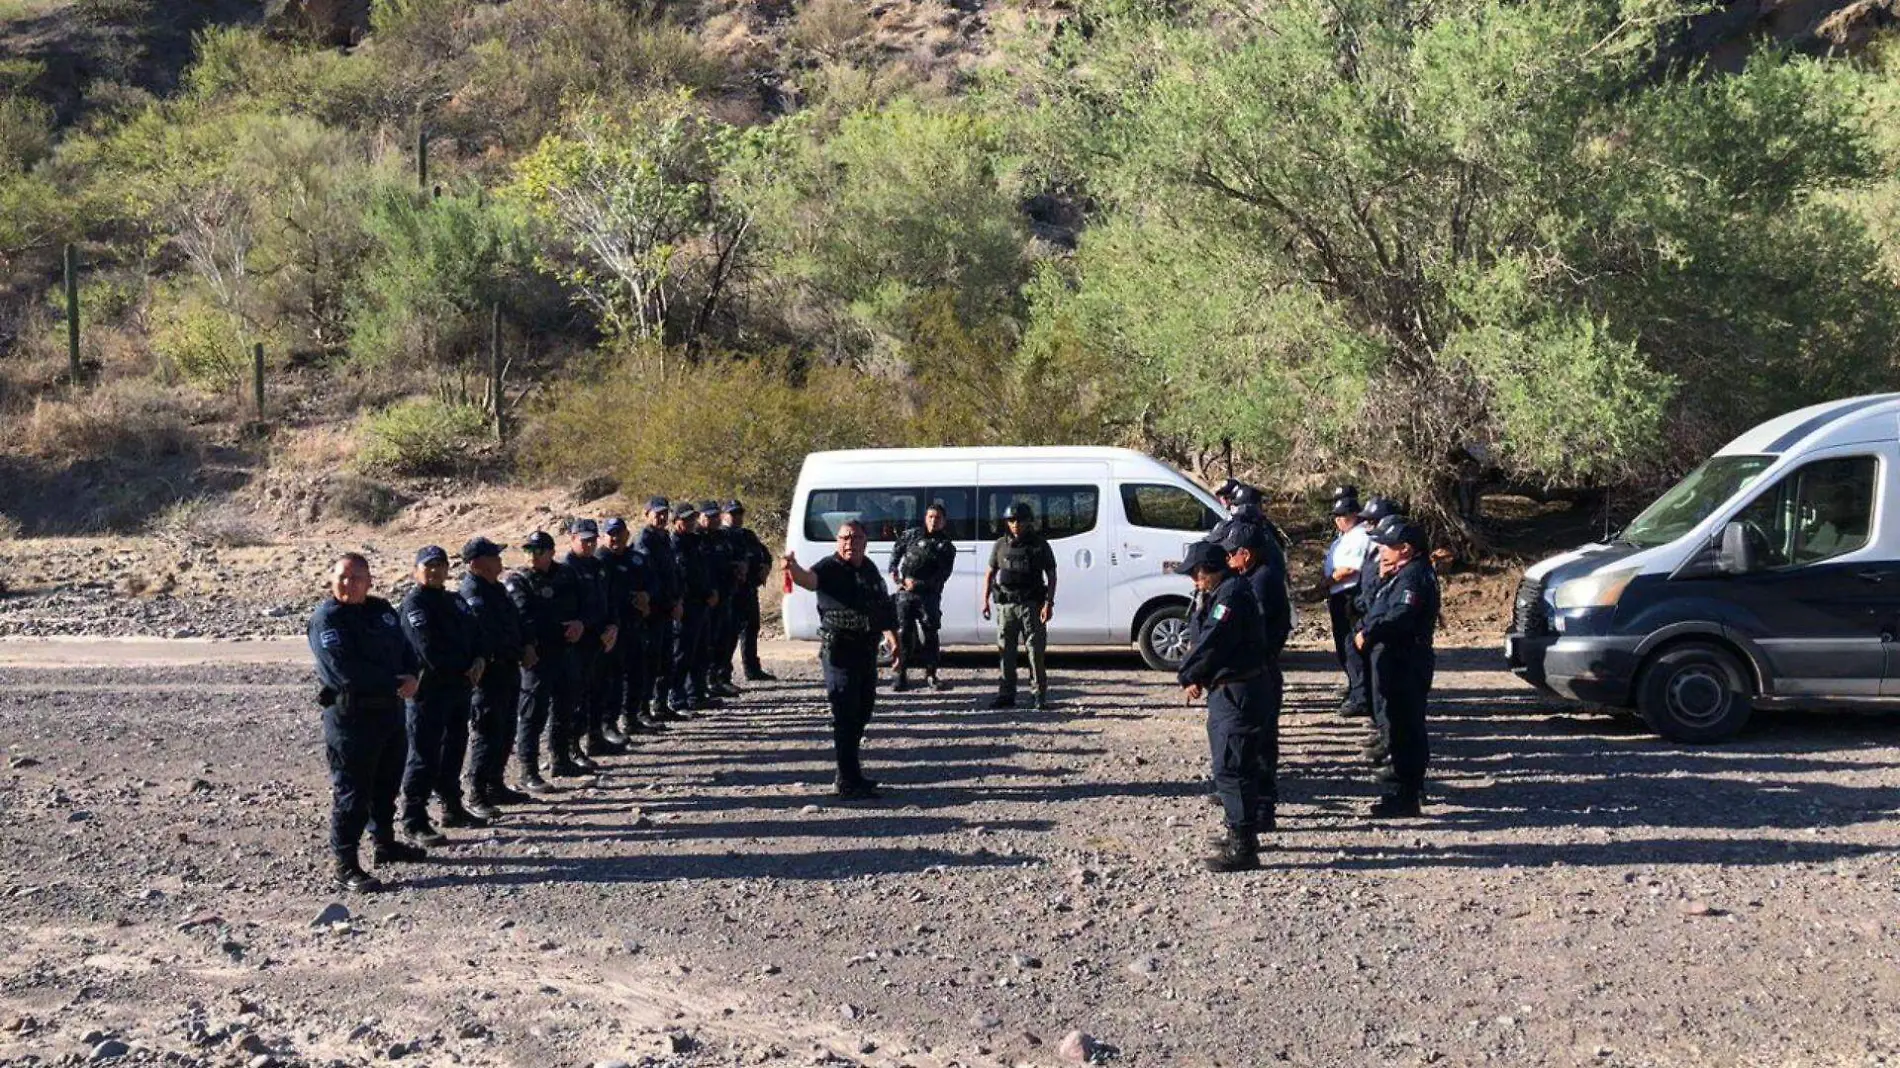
[
  {"xmin": 1174, "ymin": 540, "xmax": 1274, "ymax": 872},
  {"xmin": 1351, "ymin": 496, "xmax": 1405, "ymax": 772},
  {"xmin": 784, "ymin": 519, "xmax": 900, "ymax": 799},
  {"xmin": 637, "ymin": 498, "xmax": 684, "ymax": 722},
  {"xmin": 309, "ymin": 553, "xmax": 423, "ymax": 892},
  {"xmin": 600, "ymin": 517, "xmax": 657, "ymax": 738},
  {"xmin": 1324, "ymin": 485, "xmax": 1372, "ymax": 716},
  {"xmin": 723, "ymin": 501, "xmax": 776, "ymax": 683},
  {"xmin": 506, "ymin": 531, "xmax": 586, "ymax": 788},
  {"xmin": 1355, "ymin": 516, "xmax": 1440, "ymax": 817},
  {"xmin": 889, "ymin": 502, "xmax": 957, "ymax": 692},
  {"xmin": 669, "ymin": 503, "xmax": 715, "ymax": 712},
  {"xmin": 561, "ymin": 518, "xmax": 620, "ymax": 764},
  {"xmin": 459, "ymin": 537, "xmax": 534, "ymax": 817},
  {"xmin": 698, "ymin": 500, "xmax": 743, "ymax": 698},
  {"xmin": 1217, "ymin": 520, "xmax": 1291, "ymax": 830},
  {"xmin": 399, "ymin": 545, "xmax": 486, "ymax": 846}
]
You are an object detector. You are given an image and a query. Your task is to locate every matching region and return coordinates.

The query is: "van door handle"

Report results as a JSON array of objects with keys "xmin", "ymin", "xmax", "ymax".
[
  {"xmin": 1126, "ymin": 547, "xmax": 1145, "ymax": 559},
  {"xmin": 1858, "ymin": 570, "xmax": 1886, "ymax": 584}
]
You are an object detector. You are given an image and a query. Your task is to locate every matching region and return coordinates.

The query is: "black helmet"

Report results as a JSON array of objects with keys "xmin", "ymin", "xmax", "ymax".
[
  {"xmin": 1002, "ymin": 502, "xmax": 1034, "ymax": 522},
  {"xmin": 1358, "ymin": 496, "xmax": 1403, "ymax": 524},
  {"xmin": 1231, "ymin": 484, "xmax": 1261, "ymax": 507}
]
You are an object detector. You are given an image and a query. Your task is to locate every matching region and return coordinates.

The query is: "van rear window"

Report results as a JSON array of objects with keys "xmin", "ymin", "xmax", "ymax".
[
  {"xmin": 803, "ymin": 489, "xmax": 978, "ymax": 542},
  {"xmin": 979, "ymin": 486, "xmax": 1100, "ymax": 540}
]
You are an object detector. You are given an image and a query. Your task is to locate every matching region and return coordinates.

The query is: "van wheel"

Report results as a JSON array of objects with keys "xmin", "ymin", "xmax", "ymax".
[
  {"xmin": 1636, "ymin": 643, "xmax": 1752, "ymax": 743},
  {"xmin": 1136, "ymin": 604, "xmax": 1192, "ymax": 672}
]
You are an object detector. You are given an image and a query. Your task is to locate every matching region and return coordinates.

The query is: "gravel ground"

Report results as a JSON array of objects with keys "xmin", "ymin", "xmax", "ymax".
[{"xmin": 2, "ymin": 643, "xmax": 1899, "ymax": 1068}]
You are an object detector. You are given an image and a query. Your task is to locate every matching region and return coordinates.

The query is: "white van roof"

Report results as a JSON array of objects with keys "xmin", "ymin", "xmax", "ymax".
[
  {"xmin": 800, "ymin": 446, "xmax": 1199, "ymax": 483},
  {"xmin": 1717, "ymin": 393, "xmax": 1900, "ymax": 457}
]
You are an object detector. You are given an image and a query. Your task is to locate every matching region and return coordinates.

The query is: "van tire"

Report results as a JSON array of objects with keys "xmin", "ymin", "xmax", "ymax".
[
  {"xmin": 1636, "ymin": 642, "xmax": 1752, "ymax": 743},
  {"xmin": 1136, "ymin": 603, "xmax": 1192, "ymax": 672}
]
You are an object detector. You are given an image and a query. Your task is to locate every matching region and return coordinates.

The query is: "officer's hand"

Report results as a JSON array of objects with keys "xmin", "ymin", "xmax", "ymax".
[
  {"xmin": 671, "ymin": 603, "xmax": 684, "ymax": 623},
  {"xmin": 522, "ymin": 645, "xmax": 540, "ymax": 670},
  {"xmin": 602, "ymin": 624, "xmax": 619, "ymax": 653},
  {"xmin": 1354, "ymin": 632, "xmax": 1366, "ymax": 651},
  {"xmin": 781, "ymin": 551, "xmax": 798, "ymax": 571},
  {"xmin": 1183, "ymin": 684, "xmax": 1204, "ymax": 702},
  {"xmin": 633, "ymin": 592, "xmax": 651, "ymax": 617},
  {"xmin": 397, "ymin": 675, "xmax": 420, "ymax": 701},
  {"xmin": 981, "ymin": 601, "xmax": 991, "ymax": 621},
  {"xmin": 708, "ymin": 591, "xmax": 720, "ymax": 608},
  {"xmin": 467, "ymin": 659, "xmax": 485, "ymax": 687},
  {"xmin": 563, "ymin": 620, "xmax": 583, "ymax": 643},
  {"xmin": 1039, "ymin": 602, "xmax": 1053, "ymax": 625},
  {"xmin": 903, "ymin": 578, "xmax": 916, "ymax": 592}
]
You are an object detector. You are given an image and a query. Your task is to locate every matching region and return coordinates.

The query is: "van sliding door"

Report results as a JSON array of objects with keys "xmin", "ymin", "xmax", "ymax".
[{"xmin": 976, "ymin": 463, "xmax": 1113, "ymax": 642}]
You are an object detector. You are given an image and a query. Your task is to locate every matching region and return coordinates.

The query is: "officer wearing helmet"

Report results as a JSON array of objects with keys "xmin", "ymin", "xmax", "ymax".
[
  {"xmin": 1354, "ymin": 515, "xmax": 1440, "ymax": 818},
  {"xmin": 1175, "ymin": 540, "xmax": 1274, "ymax": 872},
  {"xmin": 982, "ymin": 502, "xmax": 1058, "ymax": 710}
]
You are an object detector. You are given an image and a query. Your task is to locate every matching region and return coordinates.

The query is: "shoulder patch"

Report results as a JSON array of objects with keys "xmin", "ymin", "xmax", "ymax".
[
  {"xmin": 406, "ymin": 610, "xmax": 428, "ymax": 627},
  {"xmin": 466, "ymin": 595, "xmax": 484, "ymax": 607},
  {"xmin": 1210, "ymin": 603, "xmax": 1229, "ymax": 622},
  {"xmin": 381, "ymin": 612, "xmax": 398, "ymax": 627},
  {"xmin": 539, "ymin": 586, "xmax": 554, "ymax": 598},
  {"xmin": 318, "ymin": 628, "xmax": 342, "ymax": 649},
  {"xmin": 1401, "ymin": 590, "xmax": 1417, "ymax": 606}
]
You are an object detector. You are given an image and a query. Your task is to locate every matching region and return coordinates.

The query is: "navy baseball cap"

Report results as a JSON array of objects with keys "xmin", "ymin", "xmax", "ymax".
[
  {"xmin": 521, "ymin": 531, "xmax": 555, "ymax": 553},
  {"xmin": 1369, "ymin": 516, "xmax": 1429, "ymax": 551},
  {"xmin": 1217, "ymin": 522, "xmax": 1263, "ymax": 554},
  {"xmin": 1179, "ymin": 540, "xmax": 1228, "ymax": 575},
  {"xmin": 569, "ymin": 518, "xmax": 599, "ymax": 538},
  {"xmin": 460, "ymin": 537, "xmax": 503, "ymax": 563},
  {"xmin": 1331, "ymin": 495, "xmax": 1363, "ymax": 517},
  {"xmin": 645, "ymin": 496, "xmax": 670, "ymax": 514},
  {"xmin": 1231, "ymin": 484, "xmax": 1261, "ymax": 506},
  {"xmin": 724, "ymin": 499, "xmax": 745, "ymax": 514},
  {"xmin": 1332, "ymin": 484, "xmax": 1360, "ymax": 501},
  {"xmin": 415, "ymin": 545, "xmax": 449, "ymax": 566},
  {"xmin": 674, "ymin": 502, "xmax": 700, "ymax": 520},
  {"xmin": 1359, "ymin": 496, "xmax": 1403, "ymax": 523},
  {"xmin": 698, "ymin": 499, "xmax": 721, "ymax": 516},
  {"xmin": 603, "ymin": 517, "xmax": 628, "ymax": 535}
]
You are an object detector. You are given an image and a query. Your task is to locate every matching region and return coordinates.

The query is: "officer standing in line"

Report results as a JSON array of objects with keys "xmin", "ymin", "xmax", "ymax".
[
  {"xmin": 982, "ymin": 503, "xmax": 1058, "ymax": 710},
  {"xmin": 506, "ymin": 531, "xmax": 586, "ymax": 788},
  {"xmin": 1355, "ymin": 515, "xmax": 1441, "ymax": 817},
  {"xmin": 1226, "ymin": 485, "xmax": 1291, "ymax": 564},
  {"xmin": 600, "ymin": 517, "xmax": 657, "ymax": 739},
  {"xmin": 697, "ymin": 500, "xmax": 744, "ymax": 698},
  {"xmin": 637, "ymin": 498, "xmax": 684, "ymax": 723},
  {"xmin": 1217, "ymin": 520, "xmax": 1292, "ymax": 831},
  {"xmin": 398, "ymin": 545, "xmax": 485, "ymax": 846},
  {"xmin": 561, "ymin": 519, "xmax": 619, "ymax": 765},
  {"xmin": 1352, "ymin": 496, "xmax": 1405, "ymax": 772},
  {"xmin": 1174, "ymin": 540, "xmax": 1274, "ymax": 873},
  {"xmin": 890, "ymin": 502, "xmax": 956, "ymax": 692},
  {"xmin": 310, "ymin": 553, "xmax": 423, "ymax": 892},
  {"xmin": 783, "ymin": 519, "xmax": 901, "ymax": 800},
  {"xmin": 723, "ymin": 501, "xmax": 776, "ymax": 683},
  {"xmin": 459, "ymin": 537, "xmax": 535, "ymax": 818},
  {"xmin": 669, "ymin": 503, "xmax": 716, "ymax": 713},
  {"xmin": 1323, "ymin": 486, "xmax": 1372, "ymax": 716}
]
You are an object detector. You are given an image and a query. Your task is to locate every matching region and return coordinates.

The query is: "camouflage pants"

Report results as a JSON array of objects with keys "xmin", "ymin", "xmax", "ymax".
[{"xmin": 996, "ymin": 601, "xmax": 1048, "ymax": 696}]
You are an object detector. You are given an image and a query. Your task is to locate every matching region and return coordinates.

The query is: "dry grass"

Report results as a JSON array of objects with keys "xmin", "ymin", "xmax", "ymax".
[
  {"xmin": 154, "ymin": 497, "xmax": 272, "ymax": 547},
  {"xmin": 789, "ymin": 0, "xmax": 873, "ymax": 60},
  {"xmin": 19, "ymin": 378, "xmax": 201, "ymax": 463}
]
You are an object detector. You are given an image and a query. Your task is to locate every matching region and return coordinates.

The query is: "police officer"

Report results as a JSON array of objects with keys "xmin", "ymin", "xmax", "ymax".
[
  {"xmin": 889, "ymin": 502, "xmax": 956, "ymax": 692},
  {"xmin": 1352, "ymin": 496, "xmax": 1405, "ymax": 770},
  {"xmin": 1174, "ymin": 540, "xmax": 1274, "ymax": 873},
  {"xmin": 669, "ymin": 503, "xmax": 716, "ymax": 712},
  {"xmin": 724, "ymin": 501, "xmax": 777, "ymax": 683},
  {"xmin": 600, "ymin": 517, "xmax": 657, "ymax": 738},
  {"xmin": 1217, "ymin": 520, "xmax": 1291, "ymax": 831},
  {"xmin": 459, "ymin": 537, "xmax": 534, "ymax": 817},
  {"xmin": 561, "ymin": 519, "xmax": 619, "ymax": 764},
  {"xmin": 697, "ymin": 500, "xmax": 744, "ymax": 698},
  {"xmin": 1355, "ymin": 516, "xmax": 1440, "ymax": 817},
  {"xmin": 399, "ymin": 545, "xmax": 485, "ymax": 846},
  {"xmin": 1214, "ymin": 477, "xmax": 1244, "ymax": 513},
  {"xmin": 506, "ymin": 531, "xmax": 586, "ymax": 787},
  {"xmin": 309, "ymin": 553, "xmax": 422, "ymax": 892},
  {"xmin": 1323, "ymin": 485, "xmax": 1372, "ymax": 715},
  {"xmin": 637, "ymin": 498, "xmax": 684, "ymax": 723},
  {"xmin": 982, "ymin": 502, "xmax": 1058, "ymax": 710},
  {"xmin": 783, "ymin": 519, "xmax": 901, "ymax": 799}
]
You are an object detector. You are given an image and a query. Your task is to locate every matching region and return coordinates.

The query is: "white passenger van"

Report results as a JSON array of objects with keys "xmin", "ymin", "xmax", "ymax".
[
  {"xmin": 783, "ymin": 447, "xmax": 1225, "ymax": 669},
  {"xmin": 1506, "ymin": 393, "xmax": 1900, "ymax": 742}
]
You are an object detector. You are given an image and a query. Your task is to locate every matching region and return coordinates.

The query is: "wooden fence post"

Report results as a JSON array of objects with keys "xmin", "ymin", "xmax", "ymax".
[
  {"xmin": 416, "ymin": 122, "xmax": 428, "ymax": 190},
  {"xmin": 252, "ymin": 342, "xmax": 266, "ymax": 417}
]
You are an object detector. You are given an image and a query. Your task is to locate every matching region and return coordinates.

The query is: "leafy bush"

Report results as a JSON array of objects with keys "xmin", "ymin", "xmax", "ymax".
[
  {"xmin": 151, "ymin": 288, "xmax": 251, "ymax": 391},
  {"xmin": 354, "ymin": 397, "xmax": 489, "ymax": 475},
  {"xmin": 0, "ymin": 93, "xmax": 52, "ymax": 173}
]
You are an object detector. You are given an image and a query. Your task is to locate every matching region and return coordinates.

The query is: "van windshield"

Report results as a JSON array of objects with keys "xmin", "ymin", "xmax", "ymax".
[{"xmin": 1619, "ymin": 454, "xmax": 1777, "ymax": 549}]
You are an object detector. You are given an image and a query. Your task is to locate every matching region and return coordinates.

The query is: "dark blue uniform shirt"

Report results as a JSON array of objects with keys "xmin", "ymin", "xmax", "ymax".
[
  {"xmin": 309, "ymin": 596, "xmax": 417, "ymax": 698},
  {"xmin": 1176, "ymin": 572, "xmax": 1269, "ymax": 688},
  {"xmin": 639, "ymin": 526, "xmax": 681, "ymax": 609},
  {"xmin": 459, "ymin": 572, "xmax": 526, "ymax": 664},
  {"xmin": 399, "ymin": 585, "xmax": 481, "ymax": 687},
  {"xmin": 673, "ymin": 530, "xmax": 712, "ymax": 603},
  {"xmin": 1359, "ymin": 558, "xmax": 1439, "ymax": 656},
  {"xmin": 506, "ymin": 562, "xmax": 582, "ymax": 652}
]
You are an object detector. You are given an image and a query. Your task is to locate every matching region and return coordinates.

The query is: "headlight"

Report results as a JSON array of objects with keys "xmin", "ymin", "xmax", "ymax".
[{"xmin": 1550, "ymin": 568, "xmax": 1639, "ymax": 610}]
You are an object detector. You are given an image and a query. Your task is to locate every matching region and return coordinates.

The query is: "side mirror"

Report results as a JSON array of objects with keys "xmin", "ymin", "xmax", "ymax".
[{"xmin": 1717, "ymin": 521, "xmax": 1759, "ymax": 576}]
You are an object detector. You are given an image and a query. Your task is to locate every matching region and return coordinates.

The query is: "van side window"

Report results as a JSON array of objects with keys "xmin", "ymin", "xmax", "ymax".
[
  {"xmin": 1731, "ymin": 456, "xmax": 1877, "ymax": 568},
  {"xmin": 981, "ymin": 486, "xmax": 1100, "ymax": 540},
  {"xmin": 804, "ymin": 489, "xmax": 924, "ymax": 543},
  {"xmin": 924, "ymin": 487, "xmax": 977, "ymax": 541},
  {"xmin": 1120, "ymin": 483, "xmax": 1220, "ymax": 531}
]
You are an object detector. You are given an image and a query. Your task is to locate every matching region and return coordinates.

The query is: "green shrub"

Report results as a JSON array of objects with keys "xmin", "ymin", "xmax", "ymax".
[
  {"xmin": 354, "ymin": 397, "xmax": 489, "ymax": 475},
  {"xmin": 151, "ymin": 289, "xmax": 252, "ymax": 391},
  {"xmin": 0, "ymin": 93, "xmax": 52, "ymax": 173}
]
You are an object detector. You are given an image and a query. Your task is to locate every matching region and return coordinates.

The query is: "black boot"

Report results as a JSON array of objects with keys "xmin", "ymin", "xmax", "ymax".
[
  {"xmin": 744, "ymin": 667, "xmax": 776, "ymax": 682},
  {"xmin": 569, "ymin": 751, "xmax": 601, "ymax": 773},
  {"xmin": 464, "ymin": 792, "xmax": 503, "ymax": 821},
  {"xmin": 403, "ymin": 819, "xmax": 449, "ymax": 848},
  {"xmin": 892, "ymin": 671, "xmax": 911, "ymax": 693},
  {"xmin": 600, "ymin": 725, "xmax": 630, "ymax": 747},
  {"xmin": 518, "ymin": 771, "xmax": 552, "ymax": 794},
  {"xmin": 333, "ymin": 852, "xmax": 384, "ymax": 892},
  {"xmin": 371, "ymin": 839, "xmax": 427, "ymax": 864},
  {"xmin": 439, "ymin": 801, "xmax": 488, "ymax": 829},
  {"xmin": 926, "ymin": 671, "xmax": 946, "ymax": 691},
  {"xmin": 1368, "ymin": 790, "xmax": 1422, "ymax": 818},
  {"xmin": 489, "ymin": 779, "xmax": 535, "ymax": 805},
  {"xmin": 584, "ymin": 733, "xmax": 625, "ymax": 757},
  {"xmin": 987, "ymin": 691, "xmax": 1016, "ymax": 710},
  {"xmin": 1203, "ymin": 828, "xmax": 1261, "ymax": 873},
  {"xmin": 1032, "ymin": 690, "xmax": 1050, "ymax": 711}
]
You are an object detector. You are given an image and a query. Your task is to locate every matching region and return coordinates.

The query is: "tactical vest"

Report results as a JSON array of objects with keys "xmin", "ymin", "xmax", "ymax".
[
  {"xmin": 994, "ymin": 538, "xmax": 1047, "ymax": 603},
  {"xmin": 899, "ymin": 533, "xmax": 955, "ymax": 587}
]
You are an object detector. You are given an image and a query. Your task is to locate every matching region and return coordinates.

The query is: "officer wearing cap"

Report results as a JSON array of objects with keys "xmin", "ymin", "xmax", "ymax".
[
  {"xmin": 982, "ymin": 502, "xmax": 1058, "ymax": 709},
  {"xmin": 1323, "ymin": 485, "xmax": 1371, "ymax": 716},
  {"xmin": 1217, "ymin": 520, "xmax": 1292, "ymax": 830},
  {"xmin": 1355, "ymin": 516, "xmax": 1440, "ymax": 817},
  {"xmin": 1175, "ymin": 540, "xmax": 1274, "ymax": 872},
  {"xmin": 1352, "ymin": 496, "xmax": 1405, "ymax": 771},
  {"xmin": 636, "ymin": 498, "xmax": 684, "ymax": 723},
  {"xmin": 723, "ymin": 501, "xmax": 776, "ymax": 683},
  {"xmin": 890, "ymin": 502, "xmax": 956, "ymax": 692},
  {"xmin": 398, "ymin": 545, "xmax": 486, "ymax": 846},
  {"xmin": 783, "ymin": 519, "xmax": 901, "ymax": 799},
  {"xmin": 309, "ymin": 553, "xmax": 422, "ymax": 892},
  {"xmin": 600, "ymin": 517, "xmax": 657, "ymax": 739},
  {"xmin": 506, "ymin": 530, "xmax": 587, "ymax": 787},
  {"xmin": 561, "ymin": 518, "xmax": 619, "ymax": 765},
  {"xmin": 459, "ymin": 537, "xmax": 534, "ymax": 817},
  {"xmin": 668, "ymin": 502, "xmax": 716, "ymax": 712},
  {"xmin": 697, "ymin": 500, "xmax": 744, "ymax": 698},
  {"xmin": 1214, "ymin": 477, "xmax": 1244, "ymax": 512}
]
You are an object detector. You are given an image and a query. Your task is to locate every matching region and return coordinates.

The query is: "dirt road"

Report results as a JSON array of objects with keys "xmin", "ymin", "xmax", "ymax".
[{"xmin": 2, "ymin": 640, "xmax": 1898, "ymax": 1068}]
